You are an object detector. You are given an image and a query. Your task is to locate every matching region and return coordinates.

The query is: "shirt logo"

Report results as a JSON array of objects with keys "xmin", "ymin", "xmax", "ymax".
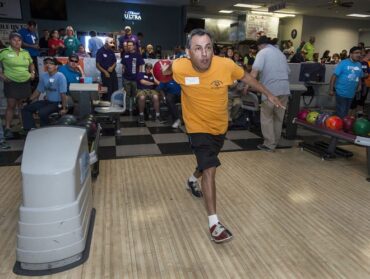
[{"xmin": 210, "ymin": 80, "xmax": 223, "ymax": 89}]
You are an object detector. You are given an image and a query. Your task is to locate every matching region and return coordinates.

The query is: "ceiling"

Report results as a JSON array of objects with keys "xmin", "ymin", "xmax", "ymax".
[{"xmin": 93, "ymin": 0, "xmax": 370, "ymax": 20}]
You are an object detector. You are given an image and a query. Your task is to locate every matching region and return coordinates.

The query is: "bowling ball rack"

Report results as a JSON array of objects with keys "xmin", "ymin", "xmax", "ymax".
[{"xmin": 293, "ymin": 118, "xmax": 370, "ymax": 181}]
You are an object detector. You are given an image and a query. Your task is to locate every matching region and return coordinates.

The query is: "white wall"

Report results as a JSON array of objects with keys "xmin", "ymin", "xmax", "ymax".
[
  {"xmin": 187, "ymin": 12, "xmax": 238, "ymax": 43},
  {"xmin": 302, "ymin": 16, "xmax": 367, "ymax": 56},
  {"xmin": 359, "ymin": 30, "xmax": 370, "ymax": 47},
  {"xmin": 279, "ymin": 15, "xmax": 303, "ymax": 48},
  {"xmin": 205, "ymin": 18, "xmax": 236, "ymax": 42}
]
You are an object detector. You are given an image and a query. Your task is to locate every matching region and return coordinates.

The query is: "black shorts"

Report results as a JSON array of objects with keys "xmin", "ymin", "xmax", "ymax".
[
  {"xmin": 4, "ymin": 80, "xmax": 31, "ymax": 100},
  {"xmin": 188, "ymin": 133, "xmax": 225, "ymax": 172}
]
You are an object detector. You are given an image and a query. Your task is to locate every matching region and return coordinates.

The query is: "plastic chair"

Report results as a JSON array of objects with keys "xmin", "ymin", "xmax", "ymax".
[
  {"xmin": 94, "ymin": 89, "xmax": 126, "ymax": 135},
  {"xmin": 241, "ymin": 92, "xmax": 260, "ymax": 129},
  {"xmin": 241, "ymin": 92, "xmax": 259, "ymax": 112}
]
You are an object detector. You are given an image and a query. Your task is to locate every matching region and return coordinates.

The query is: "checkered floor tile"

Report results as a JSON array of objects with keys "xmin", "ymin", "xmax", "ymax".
[{"xmin": 0, "ymin": 115, "xmax": 330, "ymax": 167}]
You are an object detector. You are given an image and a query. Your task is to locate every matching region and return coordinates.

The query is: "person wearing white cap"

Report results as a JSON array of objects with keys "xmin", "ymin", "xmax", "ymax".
[
  {"xmin": 118, "ymin": 25, "xmax": 140, "ymax": 54},
  {"xmin": 96, "ymin": 37, "xmax": 118, "ymax": 100}
]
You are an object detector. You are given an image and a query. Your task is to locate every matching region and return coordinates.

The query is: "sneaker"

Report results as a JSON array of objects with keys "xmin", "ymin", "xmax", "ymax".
[
  {"xmin": 4, "ymin": 128, "xmax": 14, "ymax": 139},
  {"xmin": 210, "ymin": 222, "xmax": 233, "ymax": 243},
  {"xmin": 186, "ymin": 179, "xmax": 203, "ymax": 198},
  {"xmin": 138, "ymin": 114, "xmax": 145, "ymax": 125},
  {"xmin": 18, "ymin": 128, "xmax": 29, "ymax": 136},
  {"xmin": 0, "ymin": 141, "xmax": 10, "ymax": 149},
  {"xmin": 155, "ymin": 115, "xmax": 167, "ymax": 124},
  {"xmin": 171, "ymin": 119, "xmax": 181, "ymax": 129},
  {"xmin": 257, "ymin": 144, "xmax": 274, "ymax": 152}
]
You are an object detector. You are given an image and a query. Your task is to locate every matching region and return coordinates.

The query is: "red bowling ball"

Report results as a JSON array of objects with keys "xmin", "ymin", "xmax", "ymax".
[
  {"xmin": 342, "ymin": 115, "xmax": 356, "ymax": 133},
  {"xmin": 325, "ymin": 115, "xmax": 343, "ymax": 130},
  {"xmin": 297, "ymin": 109, "xmax": 310, "ymax": 121},
  {"xmin": 153, "ymin": 60, "xmax": 173, "ymax": 83}
]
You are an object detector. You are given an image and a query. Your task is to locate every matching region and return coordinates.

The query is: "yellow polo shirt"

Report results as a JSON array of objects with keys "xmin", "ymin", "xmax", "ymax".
[{"xmin": 173, "ymin": 56, "xmax": 244, "ymax": 135}]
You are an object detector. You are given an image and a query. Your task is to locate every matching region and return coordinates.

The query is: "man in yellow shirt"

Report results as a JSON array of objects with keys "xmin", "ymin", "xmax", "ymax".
[{"xmin": 161, "ymin": 29, "xmax": 284, "ymax": 243}]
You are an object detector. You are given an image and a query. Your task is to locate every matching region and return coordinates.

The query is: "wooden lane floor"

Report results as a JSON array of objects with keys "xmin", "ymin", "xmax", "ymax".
[{"xmin": 1, "ymin": 146, "xmax": 370, "ymax": 278}]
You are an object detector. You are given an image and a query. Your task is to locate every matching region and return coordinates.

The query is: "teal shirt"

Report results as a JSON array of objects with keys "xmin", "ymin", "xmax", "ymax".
[
  {"xmin": 0, "ymin": 46, "xmax": 32, "ymax": 82},
  {"xmin": 334, "ymin": 58, "xmax": 363, "ymax": 98},
  {"xmin": 64, "ymin": 36, "xmax": 80, "ymax": 56}
]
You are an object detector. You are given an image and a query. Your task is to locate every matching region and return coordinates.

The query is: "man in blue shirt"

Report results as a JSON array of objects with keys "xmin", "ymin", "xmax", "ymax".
[
  {"xmin": 21, "ymin": 57, "xmax": 68, "ymax": 130},
  {"xmin": 88, "ymin": 31, "xmax": 103, "ymax": 58},
  {"xmin": 329, "ymin": 46, "xmax": 363, "ymax": 118},
  {"xmin": 121, "ymin": 40, "xmax": 145, "ymax": 111},
  {"xmin": 58, "ymin": 54, "xmax": 84, "ymax": 90},
  {"xmin": 18, "ymin": 21, "xmax": 40, "ymax": 64},
  {"xmin": 96, "ymin": 37, "xmax": 118, "ymax": 100}
]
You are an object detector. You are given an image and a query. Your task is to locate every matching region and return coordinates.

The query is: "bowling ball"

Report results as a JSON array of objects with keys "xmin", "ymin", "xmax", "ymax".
[
  {"xmin": 306, "ymin": 111, "xmax": 320, "ymax": 124},
  {"xmin": 342, "ymin": 115, "xmax": 356, "ymax": 133},
  {"xmin": 325, "ymin": 115, "xmax": 343, "ymax": 130},
  {"xmin": 89, "ymin": 121, "xmax": 97, "ymax": 134},
  {"xmin": 57, "ymin": 114, "xmax": 77, "ymax": 125},
  {"xmin": 353, "ymin": 118, "xmax": 370, "ymax": 136},
  {"xmin": 297, "ymin": 109, "xmax": 310, "ymax": 121},
  {"xmin": 315, "ymin": 112, "xmax": 331, "ymax": 127},
  {"xmin": 153, "ymin": 60, "xmax": 173, "ymax": 83}
]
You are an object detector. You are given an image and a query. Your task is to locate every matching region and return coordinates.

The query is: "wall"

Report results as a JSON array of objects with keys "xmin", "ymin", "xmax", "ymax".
[
  {"xmin": 205, "ymin": 18, "xmax": 236, "ymax": 42},
  {"xmin": 1, "ymin": 0, "xmax": 184, "ymax": 49},
  {"xmin": 187, "ymin": 12, "xmax": 238, "ymax": 43},
  {"xmin": 279, "ymin": 15, "xmax": 303, "ymax": 48},
  {"xmin": 359, "ymin": 30, "xmax": 370, "ymax": 47},
  {"xmin": 301, "ymin": 16, "xmax": 366, "ymax": 56}
]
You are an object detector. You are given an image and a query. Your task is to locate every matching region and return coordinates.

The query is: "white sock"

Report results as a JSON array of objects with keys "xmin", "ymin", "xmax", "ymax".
[
  {"xmin": 208, "ymin": 214, "xmax": 219, "ymax": 228},
  {"xmin": 139, "ymin": 112, "xmax": 144, "ymax": 116},
  {"xmin": 156, "ymin": 112, "xmax": 160, "ymax": 117},
  {"xmin": 188, "ymin": 174, "xmax": 197, "ymax": 182}
]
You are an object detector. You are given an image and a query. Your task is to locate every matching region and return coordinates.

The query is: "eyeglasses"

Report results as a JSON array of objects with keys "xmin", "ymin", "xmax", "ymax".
[
  {"xmin": 69, "ymin": 59, "xmax": 78, "ymax": 63},
  {"xmin": 44, "ymin": 61, "xmax": 56, "ymax": 65}
]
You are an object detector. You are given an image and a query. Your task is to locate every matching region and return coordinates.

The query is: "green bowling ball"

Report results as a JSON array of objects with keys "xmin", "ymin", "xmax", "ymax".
[
  {"xmin": 353, "ymin": 118, "xmax": 370, "ymax": 136},
  {"xmin": 306, "ymin": 111, "xmax": 320, "ymax": 124}
]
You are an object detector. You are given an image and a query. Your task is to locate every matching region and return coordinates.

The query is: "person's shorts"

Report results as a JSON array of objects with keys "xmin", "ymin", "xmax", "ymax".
[
  {"xmin": 188, "ymin": 133, "xmax": 225, "ymax": 172},
  {"xmin": 4, "ymin": 80, "xmax": 31, "ymax": 100},
  {"xmin": 136, "ymin": 89, "xmax": 159, "ymax": 98}
]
